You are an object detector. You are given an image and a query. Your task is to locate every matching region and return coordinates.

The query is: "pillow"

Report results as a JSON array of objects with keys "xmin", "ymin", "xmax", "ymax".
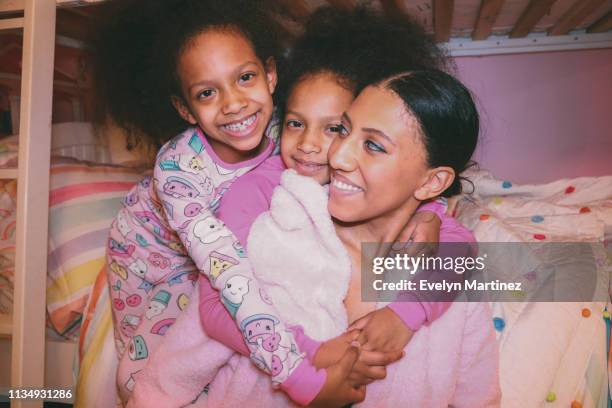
[{"xmin": 46, "ymin": 160, "xmax": 147, "ymax": 338}]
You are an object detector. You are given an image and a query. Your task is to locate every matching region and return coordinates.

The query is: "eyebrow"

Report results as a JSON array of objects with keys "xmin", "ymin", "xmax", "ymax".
[
  {"xmin": 287, "ymin": 110, "xmax": 342, "ymax": 122},
  {"xmin": 342, "ymin": 112, "xmax": 396, "ymax": 146},
  {"xmin": 188, "ymin": 61, "xmax": 260, "ymax": 91}
]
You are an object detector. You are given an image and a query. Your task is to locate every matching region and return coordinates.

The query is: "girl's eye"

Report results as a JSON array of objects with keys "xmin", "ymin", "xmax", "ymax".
[
  {"xmin": 197, "ymin": 89, "xmax": 214, "ymax": 100},
  {"xmin": 326, "ymin": 124, "xmax": 343, "ymax": 134},
  {"xmin": 239, "ymin": 72, "xmax": 256, "ymax": 83},
  {"xmin": 286, "ymin": 120, "xmax": 303, "ymax": 129},
  {"xmin": 365, "ymin": 140, "xmax": 386, "ymax": 153}
]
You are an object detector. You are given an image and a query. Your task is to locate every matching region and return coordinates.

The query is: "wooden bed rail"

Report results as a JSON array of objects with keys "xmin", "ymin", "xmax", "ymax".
[{"xmin": 0, "ymin": 1, "xmax": 55, "ymax": 407}]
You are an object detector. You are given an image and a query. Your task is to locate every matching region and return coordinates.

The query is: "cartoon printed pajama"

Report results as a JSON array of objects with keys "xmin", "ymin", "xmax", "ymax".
[{"xmin": 107, "ymin": 123, "xmax": 307, "ymax": 401}]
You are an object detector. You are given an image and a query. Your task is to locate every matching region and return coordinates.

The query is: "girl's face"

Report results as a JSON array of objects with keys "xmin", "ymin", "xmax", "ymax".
[
  {"xmin": 174, "ymin": 30, "xmax": 277, "ymax": 163},
  {"xmin": 280, "ymin": 73, "xmax": 354, "ymax": 185},
  {"xmin": 328, "ymin": 85, "xmax": 430, "ymax": 223}
]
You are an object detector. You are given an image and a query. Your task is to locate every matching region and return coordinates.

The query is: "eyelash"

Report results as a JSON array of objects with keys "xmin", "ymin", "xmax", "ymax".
[
  {"xmin": 197, "ymin": 89, "xmax": 214, "ymax": 100},
  {"xmin": 240, "ymin": 72, "xmax": 256, "ymax": 83},
  {"xmin": 365, "ymin": 140, "xmax": 386, "ymax": 153},
  {"xmin": 286, "ymin": 120, "xmax": 303, "ymax": 129}
]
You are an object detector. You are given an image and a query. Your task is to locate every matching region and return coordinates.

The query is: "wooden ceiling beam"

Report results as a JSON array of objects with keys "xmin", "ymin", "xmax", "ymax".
[
  {"xmin": 548, "ymin": 0, "xmax": 606, "ymax": 36},
  {"xmin": 434, "ymin": 0, "xmax": 454, "ymax": 42},
  {"xmin": 472, "ymin": 0, "xmax": 505, "ymax": 40},
  {"xmin": 326, "ymin": 0, "xmax": 357, "ymax": 11},
  {"xmin": 509, "ymin": 0, "xmax": 558, "ymax": 38},
  {"xmin": 587, "ymin": 9, "xmax": 612, "ymax": 33}
]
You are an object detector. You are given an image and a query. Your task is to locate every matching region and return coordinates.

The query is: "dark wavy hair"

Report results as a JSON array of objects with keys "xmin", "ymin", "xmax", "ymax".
[
  {"xmin": 91, "ymin": 0, "xmax": 284, "ymax": 150},
  {"xmin": 383, "ymin": 70, "xmax": 479, "ymax": 197},
  {"xmin": 275, "ymin": 5, "xmax": 449, "ymax": 121}
]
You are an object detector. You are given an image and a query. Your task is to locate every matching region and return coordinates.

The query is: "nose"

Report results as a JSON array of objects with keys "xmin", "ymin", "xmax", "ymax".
[
  {"xmin": 297, "ymin": 129, "xmax": 322, "ymax": 154},
  {"xmin": 328, "ymin": 133, "xmax": 357, "ymax": 173},
  {"xmin": 221, "ymin": 87, "xmax": 248, "ymax": 115}
]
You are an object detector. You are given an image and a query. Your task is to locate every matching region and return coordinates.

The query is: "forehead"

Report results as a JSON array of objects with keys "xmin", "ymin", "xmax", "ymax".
[
  {"xmin": 177, "ymin": 29, "xmax": 260, "ymax": 81},
  {"xmin": 287, "ymin": 73, "xmax": 354, "ymax": 114},
  {"xmin": 348, "ymin": 86, "xmax": 422, "ymax": 143}
]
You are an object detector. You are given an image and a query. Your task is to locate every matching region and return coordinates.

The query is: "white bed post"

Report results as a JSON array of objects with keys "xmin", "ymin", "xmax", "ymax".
[{"xmin": 11, "ymin": 1, "xmax": 56, "ymax": 407}]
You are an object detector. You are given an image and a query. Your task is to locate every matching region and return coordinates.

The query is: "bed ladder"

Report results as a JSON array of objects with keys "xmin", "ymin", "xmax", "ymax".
[{"xmin": 0, "ymin": 1, "xmax": 56, "ymax": 407}]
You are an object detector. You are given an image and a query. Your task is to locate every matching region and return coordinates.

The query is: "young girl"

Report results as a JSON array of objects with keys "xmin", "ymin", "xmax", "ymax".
[
  {"xmin": 129, "ymin": 7, "xmax": 473, "ymax": 407},
  {"xmin": 101, "ymin": 1, "xmax": 341, "ymax": 405}
]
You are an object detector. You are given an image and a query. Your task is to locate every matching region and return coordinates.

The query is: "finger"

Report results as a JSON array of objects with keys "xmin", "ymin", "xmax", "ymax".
[
  {"xmin": 359, "ymin": 349, "xmax": 404, "ymax": 366},
  {"xmin": 397, "ymin": 221, "xmax": 417, "ymax": 244},
  {"xmin": 356, "ymin": 364, "xmax": 387, "ymax": 381},
  {"xmin": 342, "ymin": 329, "xmax": 361, "ymax": 342},
  {"xmin": 348, "ymin": 314, "xmax": 372, "ymax": 331},
  {"xmin": 338, "ymin": 346, "xmax": 360, "ymax": 373},
  {"xmin": 348, "ymin": 372, "xmax": 374, "ymax": 387}
]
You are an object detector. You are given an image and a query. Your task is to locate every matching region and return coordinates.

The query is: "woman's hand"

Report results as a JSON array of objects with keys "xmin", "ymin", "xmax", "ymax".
[
  {"xmin": 309, "ymin": 347, "xmax": 365, "ymax": 407},
  {"xmin": 349, "ymin": 307, "xmax": 414, "ymax": 353}
]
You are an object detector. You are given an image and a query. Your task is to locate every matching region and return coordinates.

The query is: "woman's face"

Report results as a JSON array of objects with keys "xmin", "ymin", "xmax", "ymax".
[
  {"xmin": 280, "ymin": 73, "xmax": 354, "ymax": 184},
  {"xmin": 328, "ymin": 85, "xmax": 430, "ymax": 223}
]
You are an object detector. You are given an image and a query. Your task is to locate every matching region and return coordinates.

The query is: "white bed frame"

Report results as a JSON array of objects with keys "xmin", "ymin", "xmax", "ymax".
[{"xmin": 0, "ymin": 1, "xmax": 92, "ymax": 406}]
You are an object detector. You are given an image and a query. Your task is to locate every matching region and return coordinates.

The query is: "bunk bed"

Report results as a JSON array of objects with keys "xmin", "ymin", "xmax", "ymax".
[{"xmin": 0, "ymin": 1, "xmax": 609, "ymax": 408}]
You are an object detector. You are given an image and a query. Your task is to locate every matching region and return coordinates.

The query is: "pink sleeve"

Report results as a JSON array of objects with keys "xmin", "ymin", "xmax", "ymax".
[
  {"xmin": 415, "ymin": 198, "xmax": 447, "ymax": 221},
  {"xmin": 388, "ymin": 213, "xmax": 476, "ymax": 331},
  {"xmin": 200, "ymin": 276, "xmax": 322, "ymax": 358}
]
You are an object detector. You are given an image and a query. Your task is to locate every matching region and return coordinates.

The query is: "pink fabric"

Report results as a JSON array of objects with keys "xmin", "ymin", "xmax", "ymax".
[{"xmin": 198, "ymin": 169, "xmax": 500, "ymax": 407}]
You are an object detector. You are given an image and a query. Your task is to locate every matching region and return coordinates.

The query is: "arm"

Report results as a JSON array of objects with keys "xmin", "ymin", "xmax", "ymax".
[
  {"xmin": 352, "ymin": 208, "xmax": 474, "ymax": 355},
  {"xmin": 154, "ymin": 136, "xmax": 323, "ymax": 405}
]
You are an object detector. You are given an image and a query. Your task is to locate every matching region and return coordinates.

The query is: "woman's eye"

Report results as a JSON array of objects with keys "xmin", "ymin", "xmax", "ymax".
[
  {"xmin": 338, "ymin": 124, "xmax": 349, "ymax": 137},
  {"xmin": 197, "ymin": 89, "xmax": 214, "ymax": 100},
  {"xmin": 239, "ymin": 72, "xmax": 256, "ymax": 82},
  {"xmin": 286, "ymin": 120, "xmax": 303, "ymax": 129},
  {"xmin": 365, "ymin": 140, "xmax": 386, "ymax": 153}
]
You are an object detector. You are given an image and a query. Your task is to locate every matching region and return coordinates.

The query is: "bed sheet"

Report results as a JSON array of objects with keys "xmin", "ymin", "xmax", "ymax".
[{"xmin": 454, "ymin": 169, "xmax": 612, "ymax": 408}]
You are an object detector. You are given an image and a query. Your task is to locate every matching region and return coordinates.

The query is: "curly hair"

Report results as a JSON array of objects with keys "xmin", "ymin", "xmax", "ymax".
[
  {"xmin": 92, "ymin": 0, "xmax": 285, "ymax": 150},
  {"xmin": 275, "ymin": 5, "xmax": 449, "ymax": 121}
]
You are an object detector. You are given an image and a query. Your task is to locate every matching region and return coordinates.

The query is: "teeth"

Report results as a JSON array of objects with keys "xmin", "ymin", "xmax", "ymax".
[
  {"xmin": 332, "ymin": 178, "xmax": 362, "ymax": 192},
  {"xmin": 223, "ymin": 114, "xmax": 256, "ymax": 132}
]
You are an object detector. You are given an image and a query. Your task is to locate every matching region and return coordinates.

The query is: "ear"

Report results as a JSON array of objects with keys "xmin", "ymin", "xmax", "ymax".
[
  {"xmin": 171, "ymin": 96, "xmax": 197, "ymax": 125},
  {"xmin": 264, "ymin": 57, "xmax": 278, "ymax": 95},
  {"xmin": 414, "ymin": 166, "xmax": 455, "ymax": 201}
]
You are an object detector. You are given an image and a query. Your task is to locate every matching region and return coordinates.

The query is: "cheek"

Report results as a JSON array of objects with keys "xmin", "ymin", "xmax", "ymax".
[{"xmin": 280, "ymin": 132, "xmax": 298, "ymax": 160}]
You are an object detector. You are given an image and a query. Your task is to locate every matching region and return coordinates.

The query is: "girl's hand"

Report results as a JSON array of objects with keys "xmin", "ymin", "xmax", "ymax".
[
  {"xmin": 309, "ymin": 347, "xmax": 366, "ymax": 407},
  {"xmin": 312, "ymin": 330, "xmax": 360, "ymax": 369},
  {"xmin": 349, "ymin": 307, "xmax": 414, "ymax": 353},
  {"xmin": 348, "ymin": 348, "xmax": 404, "ymax": 387},
  {"xmin": 392, "ymin": 210, "xmax": 441, "ymax": 258}
]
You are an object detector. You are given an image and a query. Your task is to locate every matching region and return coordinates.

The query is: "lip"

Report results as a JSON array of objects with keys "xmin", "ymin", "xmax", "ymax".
[
  {"xmin": 330, "ymin": 172, "xmax": 364, "ymax": 195},
  {"xmin": 219, "ymin": 111, "xmax": 260, "ymax": 138},
  {"xmin": 292, "ymin": 157, "xmax": 327, "ymax": 175}
]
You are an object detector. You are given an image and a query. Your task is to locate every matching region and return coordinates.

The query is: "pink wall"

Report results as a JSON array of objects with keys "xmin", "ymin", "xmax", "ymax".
[{"xmin": 454, "ymin": 48, "xmax": 612, "ymax": 184}]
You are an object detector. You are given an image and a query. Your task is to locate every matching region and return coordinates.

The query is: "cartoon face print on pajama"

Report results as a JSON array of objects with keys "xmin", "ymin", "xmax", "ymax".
[
  {"xmin": 207, "ymin": 251, "xmax": 238, "ymax": 281},
  {"xmin": 221, "ymin": 275, "xmax": 251, "ymax": 318},
  {"xmin": 193, "ymin": 217, "xmax": 232, "ymax": 244},
  {"xmin": 162, "ymin": 176, "xmax": 201, "ymax": 199},
  {"xmin": 240, "ymin": 314, "xmax": 281, "ymax": 349},
  {"xmin": 128, "ymin": 335, "xmax": 149, "ymax": 360}
]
